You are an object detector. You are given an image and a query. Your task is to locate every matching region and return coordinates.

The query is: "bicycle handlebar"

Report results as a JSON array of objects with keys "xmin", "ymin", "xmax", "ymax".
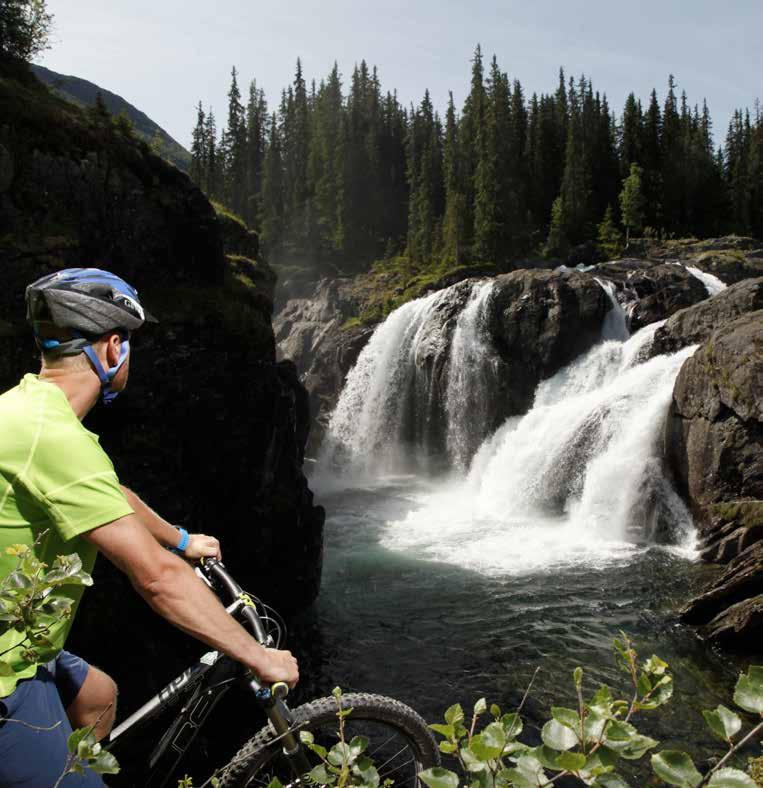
[{"xmin": 198, "ymin": 557, "xmax": 270, "ymax": 645}]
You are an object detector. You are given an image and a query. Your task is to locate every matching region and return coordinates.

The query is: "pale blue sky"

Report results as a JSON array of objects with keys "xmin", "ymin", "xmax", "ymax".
[{"xmin": 39, "ymin": 0, "xmax": 760, "ymax": 150}]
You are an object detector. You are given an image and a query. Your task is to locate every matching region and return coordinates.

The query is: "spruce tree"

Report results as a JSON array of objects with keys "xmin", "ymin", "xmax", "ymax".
[
  {"xmin": 190, "ymin": 102, "xmax": 207, "ymax": 190},
  {"xmin": 261, "ymin": 113, "xmax": 285, "ymax": 255},
  {"xmin": 619, "ymin": 162, "xmax": 645, "ymax": 244},
  {"xmin": 245, "ymin": 80, "xmax": 268, "ymax": 228},
  {"xmin": 597, "ymin": 204, "xmax": 622, "ymax": 259},
  {"xmin": 442, "ymin": 93, "xmax": 466, "ymax": 264}
]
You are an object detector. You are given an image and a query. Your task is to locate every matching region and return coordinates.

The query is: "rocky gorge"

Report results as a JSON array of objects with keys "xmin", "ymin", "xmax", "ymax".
[
  {"xmin": 0, "ymin": 63, "xmax": 324, "ymax": 704},
  {"xmin": 276, "ymin": 238, "xmax": 763, "ymax": 650}
]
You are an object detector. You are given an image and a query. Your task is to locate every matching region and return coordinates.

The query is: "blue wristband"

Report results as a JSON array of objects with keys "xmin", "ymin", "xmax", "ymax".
[{"xmin": 170, "ymin": 527, "xmax": 189, "ymax": 554}]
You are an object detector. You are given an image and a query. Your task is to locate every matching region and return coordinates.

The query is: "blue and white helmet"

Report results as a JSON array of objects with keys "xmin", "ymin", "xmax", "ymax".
[{"xmin": 26, "ymin": 268, "xmax": 157, "ymax": 402}]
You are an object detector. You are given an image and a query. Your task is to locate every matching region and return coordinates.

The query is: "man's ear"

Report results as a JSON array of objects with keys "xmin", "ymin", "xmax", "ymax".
[{"xmin": 104, "ymin": 333, "xmax": 124, "ymax": 367}]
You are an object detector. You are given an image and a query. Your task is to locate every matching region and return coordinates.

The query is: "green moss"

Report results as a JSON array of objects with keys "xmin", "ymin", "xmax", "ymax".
[
  {"xmin": 341, "ymin": 255, "xmax": 497, "ymax": 327},
  {"xmin": 212, "ymin": 201, "xmax": 247, "ymax": 230},
  {"xmin": 708, "ymin": 501, "xmax": 763, "ymax": 530}
]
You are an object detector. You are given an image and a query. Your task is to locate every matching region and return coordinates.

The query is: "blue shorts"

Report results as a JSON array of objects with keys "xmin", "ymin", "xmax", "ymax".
[{"xmin": 0, "ymin": 650, "xmax": 105, "ymax": 786}]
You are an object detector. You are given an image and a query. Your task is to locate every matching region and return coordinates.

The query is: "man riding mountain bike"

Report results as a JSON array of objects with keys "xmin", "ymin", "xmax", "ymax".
[{"xmin": 0, "ymin": 268, "xmax": 299, "ymax": 786}]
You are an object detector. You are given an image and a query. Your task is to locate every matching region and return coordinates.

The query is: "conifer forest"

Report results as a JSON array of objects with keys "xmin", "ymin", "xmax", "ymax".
[{"xmin": 190, "ymin": 47, "xmax": 763, "ymax": 270}]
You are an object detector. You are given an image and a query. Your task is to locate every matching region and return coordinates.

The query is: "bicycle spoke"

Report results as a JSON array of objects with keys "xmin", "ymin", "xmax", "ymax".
[
  {"xmin": 375, "ymin": 742, "xmax": 410, "ymax": 773},
  {"xmin": 367, "ymin": 731, "xmax": 399, "ymax": 758},
  {"xmin": 379, "ymin": 756, "xmax": 416, "ymax": 781}
]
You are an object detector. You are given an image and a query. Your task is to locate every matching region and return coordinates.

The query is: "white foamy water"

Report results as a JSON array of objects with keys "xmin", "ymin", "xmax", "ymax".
[
  {"xmin": 596, "ymin": 278, "xmax": 629, "ymax": 341},
  {"xmin": 380, "ymin": 326, "xmax": 697, "ymax": 575},
  {"xmin": 685, "ymin": 265, "xmax": 727, "ymax": 296},
  {"xmin": 444, "ymin": 281, "xmax": 497, "ymax": 471}
]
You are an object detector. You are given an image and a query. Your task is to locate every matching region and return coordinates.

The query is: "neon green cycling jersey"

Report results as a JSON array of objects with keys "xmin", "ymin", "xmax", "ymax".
[{"xmin": 0, "ymin": 374, "xmax": 133, "ymax": 696}]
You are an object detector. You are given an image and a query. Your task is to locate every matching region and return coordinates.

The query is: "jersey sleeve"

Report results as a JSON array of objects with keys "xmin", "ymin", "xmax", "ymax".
[{"xmin": 29, "ymin": 426, "xmax": 134, "ymax": 542}]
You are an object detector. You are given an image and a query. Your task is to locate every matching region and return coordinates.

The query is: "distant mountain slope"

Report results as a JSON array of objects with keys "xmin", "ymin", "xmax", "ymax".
[{"xmin": 30, "ymin": 64, "xmax": 191, "ymax": 172}]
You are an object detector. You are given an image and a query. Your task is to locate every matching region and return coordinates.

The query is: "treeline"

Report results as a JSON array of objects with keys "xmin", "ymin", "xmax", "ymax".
[{"xmin": 189, "ymin": 47, "xmax": 763, "ymax": 270}]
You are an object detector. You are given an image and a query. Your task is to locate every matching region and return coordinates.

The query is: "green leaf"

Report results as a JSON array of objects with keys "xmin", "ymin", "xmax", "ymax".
[
  {"xmin": 490, "ymin": 703, "xmax": 501, "ymax": 719},
  {"xmin": 444, "ymin": 703, "xmax": 465, "ymax": 726},
  {"xmin": 591, "ymin": 685, "xmax": 614, "ymax": 713},
  {"xmin": 332, "ymin": 686, "xmax": 342, "ymax": 699},
  {"xmin": 501, "ymin": 712, "xmax": 523, "ymax": 738},
  {"xmin": 469, "ymin": 723, "xmax": 506, "ymax": 762},
  {"xmin": 473, "ymin": 697, "xmax": 487, "ymax": 715},
  {"xmin": 651, "ymin": 750, "xmax": 703, "ymax": 787},
  {"xmin": 702, "ymin": 706, "xmax": 742, "ymax": 742},
  {"xmin": 0, "ymin": 660, "xmax": 15, "ymax": 677},
  {"xmin": 639, "ymin": 675, "xmax": 674, "ymax": 710},
  {"xmin": 619, "ymin": 734, "xmax": 659, "ymax": 760},
  {"xmin": 265, "ymin": 780, "xmax": 283, "ymax": 788},
  {"xmin": 309, "ymin": 764, "xmax": 331, "ymax": 784},
  {"xmin": 556, "ymin": 750, "xmax": 587, "ymax": 771},
  {"xmin": 439, "ymin": 741, "xmax": 456, "ymax": 754},
  {"xmin": 706, "ymin": 767, "xmax": 758, "ymax": 787},
  {"xmin": 584, "ymin": 707, "xmax": 609, "ymax": 742},
  {"xmin": 90, "ymin": 750, "xmax": 120, "ymax": 775},
  {"xmin": 67, "ymin": 727, "xmax": 92, "ymax": 754},
  {"xmin": 429, "ymin": 723, "xmax": 455, "ymax": 739},
  {"xmin": 460, "ymin": 746, "xmax": 487, "ymax": 773},
  {"xmin": 541, "ymin": 719, "xmax": 578, "ymax": 750},
  {"xmin": 419, "ymin": 767, "xmax": 460, "ymax": 788},
  {"xmin": 643, "ymin": 655, "xmax": 669, "ymax": 676},
  {"xmin": 637, "ymin": 672, "xmax": 652, "ymax": 696},
  {"xmin": 300, "ymin": 730, "xmax": 314, "ymax": 745},
  {"xmin": 504, "ymin": 754, "xmax": 547, "ymax": 788},
  {"xmin": 327, "ymin": 741, "xmax": 350, "ymax": 767},
  {"xmin": 733, "ymin": 666, "xmax": 763, "ymax": 715},
  {"xmin": 592, "ymin": 775, "xmax": 631, "ymax": 788},
  {"xmin": 529, "ymin": 745, "xmax": 565, "ymax": 771},
  {"xmin": 348, "ymin": 735, "xmax": 368, "ymax": 760},
  {"xmin": 604, "ymin": 720, "xmax": 638, "ymax": 751},
  {"xmin": 551, "ymin": 706, "xmax": 580, "ymax": 730},
  {"xmin": 573, "ymin": 667, "xmax": 583, "ymax": 686},
  {"xmin": 352, "ymin": 756, "xmax": 380, "ymax": 787}
]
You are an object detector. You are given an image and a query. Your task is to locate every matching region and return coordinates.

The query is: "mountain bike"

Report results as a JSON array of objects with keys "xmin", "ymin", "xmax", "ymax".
[{"xmin": 107, "ymin": 557, "xmax": 440, "ymax": 787}]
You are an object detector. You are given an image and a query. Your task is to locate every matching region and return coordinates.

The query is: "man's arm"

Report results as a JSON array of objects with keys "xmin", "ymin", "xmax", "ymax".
[
  {"xmin": 83, "ymin": 514, "xmax": 298, "ymax": 686},
  {"xmin": 120, "ymin": 485, "xmax": 221, "ymax": 560}
]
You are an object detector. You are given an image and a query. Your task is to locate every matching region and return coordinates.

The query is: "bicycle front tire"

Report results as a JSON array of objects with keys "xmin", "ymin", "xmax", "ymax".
[{"xmin": 217, "ymin": 692, "xmax": 440, "ymax": 787}]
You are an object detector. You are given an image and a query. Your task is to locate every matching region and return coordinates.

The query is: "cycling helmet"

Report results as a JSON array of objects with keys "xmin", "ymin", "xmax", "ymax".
[{"xmin": 26, "ymin": 268, "xmax": 156, "ymax": 403}]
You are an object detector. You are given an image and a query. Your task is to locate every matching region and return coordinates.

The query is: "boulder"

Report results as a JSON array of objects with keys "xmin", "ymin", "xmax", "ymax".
[
  {"xmin": 681, "ymin": 541, "xmax": 763, "ymax": 646},
  {"xmin": 484, "ymin": 268, "xmax": 609, "ymax": 417},
  {"xmin": 650, "ymin": 278, "xmax": 763, "ymax": 357}
]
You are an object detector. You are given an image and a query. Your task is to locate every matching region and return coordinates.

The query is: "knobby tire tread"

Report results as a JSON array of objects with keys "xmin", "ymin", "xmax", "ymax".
[{"xmin": 218, "ymin": 692, "xmax": 439, "ymax": 787}]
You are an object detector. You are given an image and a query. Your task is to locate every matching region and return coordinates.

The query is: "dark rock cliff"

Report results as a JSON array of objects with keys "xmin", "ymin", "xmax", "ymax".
[
  {"xmin": 0, "ymin": 66, "xmax": 323, "ymax": 698},
  {"xmin": 641, "ymin": 279, "xmax": 763, "ymax": 648}
]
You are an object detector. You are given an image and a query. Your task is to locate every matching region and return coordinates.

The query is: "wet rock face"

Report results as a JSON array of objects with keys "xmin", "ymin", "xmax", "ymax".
[
  {"xmin": 274, "ymin": 278, "xmax": 373, "ymax": 450},
  {"xmin": 0, "ymin": 70, "xmax": 323, "ymax": 699},
  {"xmin": 665, "ymin": 311, "xmax": 763, "ymax": 516},
  {"xmin": 664, "ymin": 305, "xmax": 763, "ymax": 649},
  {"xmin": 485, "ymin": 269, "xmax": 608, "ymax": 416}
]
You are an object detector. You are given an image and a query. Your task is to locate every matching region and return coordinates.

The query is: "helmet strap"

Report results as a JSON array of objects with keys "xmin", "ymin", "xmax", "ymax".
[{"xmin": 80, "ymin": 336, "xmax": 130, "ymax": 404}]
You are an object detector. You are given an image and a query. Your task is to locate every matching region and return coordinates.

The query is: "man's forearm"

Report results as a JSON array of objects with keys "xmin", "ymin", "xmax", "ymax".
[
  {"xmin": 121, "ymin": 485, "xmax": 180, "ymax": 549},
  {"xmin": 136, "ymin": 553, "xmax": 268, "ymax": 672}
]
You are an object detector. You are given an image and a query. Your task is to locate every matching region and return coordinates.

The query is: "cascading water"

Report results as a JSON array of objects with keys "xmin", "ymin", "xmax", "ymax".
[
  {"xmin": 318, "ymin": 288, "xmax": 448, "ymax": 477},
  {"xmin": 444, "ymin": 281, "xmax": 497, "ymax": 471},
  {"xmin": 379, "ymin": 323, "xmax": 697, "ymax": 575},
  {"xmin": 595, "ymin": 277, "xmax": 629, "ymax": 341},
  {"xmin": 685, "ymin": 265, "xmax": 727, "ymax": 296},
  {"xmin": 320, "ymin": 279, "xmax": 498, "ymax": 479}
]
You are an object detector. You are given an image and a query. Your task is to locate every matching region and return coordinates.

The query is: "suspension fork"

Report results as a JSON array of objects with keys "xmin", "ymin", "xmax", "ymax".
[{"xmin": 250, "ymin": 679, "xmax": 312, "ymax": 777}]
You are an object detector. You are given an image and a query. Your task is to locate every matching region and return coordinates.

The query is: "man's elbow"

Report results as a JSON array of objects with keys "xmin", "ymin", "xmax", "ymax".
[{"xmin": 131, "ymin": 551, "xmax": 185, "ymax": 604}]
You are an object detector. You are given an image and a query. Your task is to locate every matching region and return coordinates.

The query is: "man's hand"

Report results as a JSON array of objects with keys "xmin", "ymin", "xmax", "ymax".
[
  {"xmin": 253, "ymin": 648, "xmax": 300, "ymax": 688},
  {"xmin": 184, "ymin": 533, "xmax": 221, "ymax": 561}
]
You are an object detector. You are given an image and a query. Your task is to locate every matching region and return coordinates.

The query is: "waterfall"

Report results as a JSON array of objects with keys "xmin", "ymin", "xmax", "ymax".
[
  {"xmin": 685, "ymin": 265, "xmax": 727, "ymax": 296},
  {"xmin": 596, "ymin": 278, "xmax": 629, "ymax": 341},
  {"xmin": 380, "ymin": 324, "xmax": 697, "ymax": 575},
  {"xmin": 444, "ymin": 281, "xmax": 497, "ymax": 471},
  {"xmin": 319, "ymin": 288, "xmax": 448, "ymax": 477},
  {"xmin": 319, "ymin": 279, "xmax": 500, "ymax": 479}
]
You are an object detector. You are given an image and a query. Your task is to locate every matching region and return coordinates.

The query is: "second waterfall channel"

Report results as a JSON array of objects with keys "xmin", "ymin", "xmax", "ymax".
[{"xmin": 296, "ymin": 275, "xmax": 737, "ymax": 761}]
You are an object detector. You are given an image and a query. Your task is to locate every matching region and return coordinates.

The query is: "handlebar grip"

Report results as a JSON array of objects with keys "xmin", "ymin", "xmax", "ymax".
[{"xmin": 271, "ymin": 682, "xmax": 289, "ymax": 700}]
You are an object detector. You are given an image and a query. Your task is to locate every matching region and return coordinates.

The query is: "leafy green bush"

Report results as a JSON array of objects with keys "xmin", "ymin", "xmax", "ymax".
[
  {"xmin": 420, "ymin": 634, "xmax": 762, "ymax": 788},
  {"xmin": 0, "ymin": 541, "xmax": 119, "ymax": 782}
]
